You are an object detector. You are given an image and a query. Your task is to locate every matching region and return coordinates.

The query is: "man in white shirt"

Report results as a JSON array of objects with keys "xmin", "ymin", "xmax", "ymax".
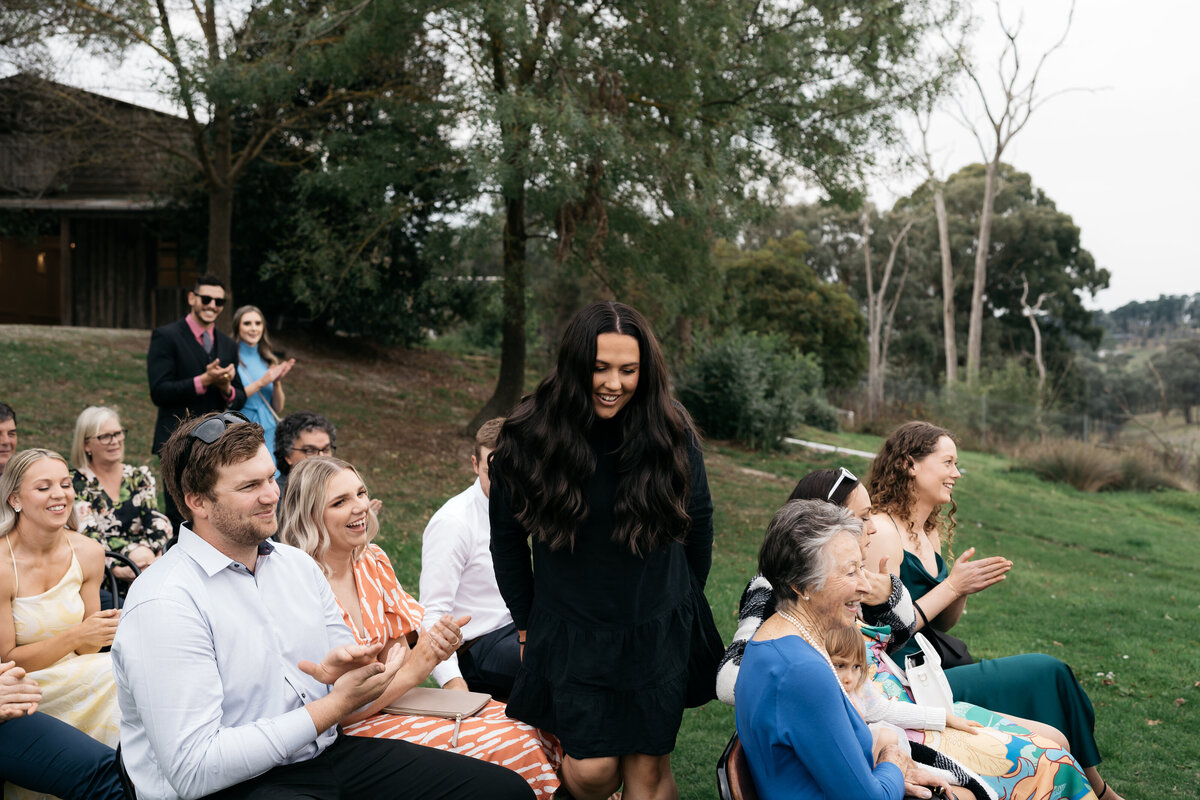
[
  {"xmin": 419, "ymin": 418, "xmax": 521, "ymax": 697},
  {"xmin": 112, "ymin": 411, "xmax": 533, "ymax": 800}
]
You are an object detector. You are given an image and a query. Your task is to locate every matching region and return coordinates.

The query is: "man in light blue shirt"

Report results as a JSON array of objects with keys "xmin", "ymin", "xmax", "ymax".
[{"xmin": 112, "ymin": 412, "xmax": 533, "ymax": 800}]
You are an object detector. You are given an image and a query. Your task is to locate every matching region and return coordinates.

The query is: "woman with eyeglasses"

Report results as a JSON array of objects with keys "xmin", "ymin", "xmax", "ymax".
[
  {"xmin": 70, "ymin": 406, "xmax": 172, "ymax": 592},
  {"xmin": 232, "ymin": 305, "xmax": 295, "ymax": 466},
  {"xmin": 718, "ymin": 467, "xmax": 1102, "ymax": 800}
]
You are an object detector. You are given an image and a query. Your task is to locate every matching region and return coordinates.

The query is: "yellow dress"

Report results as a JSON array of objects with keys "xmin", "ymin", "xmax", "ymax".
[{"xmin": 6, "ymin": 540, "xmax": 120, "ymax": 800}]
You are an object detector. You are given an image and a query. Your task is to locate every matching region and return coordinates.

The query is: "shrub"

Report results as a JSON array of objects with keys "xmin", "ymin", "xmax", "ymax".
[
  {"xmin": 676, "ymin": 331, "xmax": 837, "ymax": 450},
  {"xmin": 1018, "ymin": 440, "xmax": 1122, "ymax": 492}
]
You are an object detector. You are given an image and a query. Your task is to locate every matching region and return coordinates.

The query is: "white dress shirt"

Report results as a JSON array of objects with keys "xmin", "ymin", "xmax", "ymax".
[
  {"xmin": 112, "ymin": 527, "xmax": 355, "ymax": 800},
  {"xmin": 419, "ymin": 479, "xmax": 514, "ymax": 685}
]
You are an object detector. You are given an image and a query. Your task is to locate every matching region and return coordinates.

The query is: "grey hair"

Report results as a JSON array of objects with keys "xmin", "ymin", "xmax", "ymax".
[
  {"xmin": 70, "ymin": 406, "xmax": 121, "ymax": 471},
  {"xmin": 758, "ymin": 499, "xmax": 862, "ymax": 607}
]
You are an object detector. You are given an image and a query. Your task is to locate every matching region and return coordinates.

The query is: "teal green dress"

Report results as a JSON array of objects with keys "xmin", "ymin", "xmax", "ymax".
[{"xmin": 899, "ymin": 550, "xmax": 1102, "ymax": 767}]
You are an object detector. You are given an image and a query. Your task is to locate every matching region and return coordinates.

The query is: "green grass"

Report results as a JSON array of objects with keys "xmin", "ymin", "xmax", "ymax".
[{"xmin": 1, "ymin": 325, "xmax": 1195, "ymax": 799}]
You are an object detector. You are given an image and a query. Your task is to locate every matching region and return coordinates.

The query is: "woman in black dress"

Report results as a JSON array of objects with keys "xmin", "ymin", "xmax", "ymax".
[{"xmin": 490, "ymin": 301, "xmax": 721, "ymax": 800}]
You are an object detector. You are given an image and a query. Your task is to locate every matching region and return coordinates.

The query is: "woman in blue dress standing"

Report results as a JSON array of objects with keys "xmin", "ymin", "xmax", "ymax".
[{"xmin": 232, "ymin": 305, "xmax": 294, "ymax": 464}]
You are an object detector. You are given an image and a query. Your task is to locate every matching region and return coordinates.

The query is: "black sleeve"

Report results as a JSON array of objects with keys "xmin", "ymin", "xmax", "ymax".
[
  {"xmin": 683, "ymin": 434, "xmax": 714, "ymax": 587},
  {"xmin": 147, "ymin": 326, "xmax": 198, "ymax": 408},
  {"xmin": 488, "ymin": 462, "xmax": 535, "ymax": 630}
]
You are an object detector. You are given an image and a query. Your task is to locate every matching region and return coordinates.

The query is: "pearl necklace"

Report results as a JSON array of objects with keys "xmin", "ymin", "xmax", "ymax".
[{"xmin": 776, "ymin": 608, "xmax": 854, "ymax": 703}]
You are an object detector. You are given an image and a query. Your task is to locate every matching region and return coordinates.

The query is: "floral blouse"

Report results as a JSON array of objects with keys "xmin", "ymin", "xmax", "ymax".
[{"xmin": 71, "ymin": 464, "xmax": 174, "ymax": 557}]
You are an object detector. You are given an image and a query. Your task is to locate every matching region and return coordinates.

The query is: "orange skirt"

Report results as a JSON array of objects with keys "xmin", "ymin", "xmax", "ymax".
[{"xmin": 345, "ymin": 699, "xmax": 562, "ymax": 796}]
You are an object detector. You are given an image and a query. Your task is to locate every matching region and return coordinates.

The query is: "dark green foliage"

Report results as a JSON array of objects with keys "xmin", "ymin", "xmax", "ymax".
[
  {"xmin": 1150, "ymin": 339, "xmax": 1200, "ymax": 423},
  {"xmin": 676, "ymin": 331, "xmax": 837, "ymax": 450}
]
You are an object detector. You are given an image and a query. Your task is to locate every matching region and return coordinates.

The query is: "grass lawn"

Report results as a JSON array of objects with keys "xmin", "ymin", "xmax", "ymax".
[{"xmin": 2, "ymin": 324, "xmax": 1196, "ymax": 799}]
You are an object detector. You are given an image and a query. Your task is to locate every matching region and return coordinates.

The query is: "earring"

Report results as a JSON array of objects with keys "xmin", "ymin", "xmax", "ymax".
[
  {"xmin": 10, "ymin": 505, "xmax": 19, "ymax": 513},
  {"xmin": 803, "ymin": 594, "xmax": 810, "ymax": 601}
]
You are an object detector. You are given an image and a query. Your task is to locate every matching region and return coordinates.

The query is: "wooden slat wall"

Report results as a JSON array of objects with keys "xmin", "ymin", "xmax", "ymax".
[{"xmin": 67, "ymin": 217, "xmax": 158, "ymax": 329}]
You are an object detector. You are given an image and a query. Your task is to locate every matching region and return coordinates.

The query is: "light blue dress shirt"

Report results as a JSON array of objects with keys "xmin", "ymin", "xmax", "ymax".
[{"xmin": 112, "ymin": 527, "xmax": 356, "ymax": 800}]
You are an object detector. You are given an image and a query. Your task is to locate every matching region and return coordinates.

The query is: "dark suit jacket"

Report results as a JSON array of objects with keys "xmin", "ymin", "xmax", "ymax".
[{"xmin": 148, "ymin": 318, "xmax": 247, "ymax": 454}]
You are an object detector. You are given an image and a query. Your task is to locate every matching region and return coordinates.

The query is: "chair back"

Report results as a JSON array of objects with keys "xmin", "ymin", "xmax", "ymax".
[{"xmin": 716, "ymin": 731, "xmax": 759, "ymax": 800}]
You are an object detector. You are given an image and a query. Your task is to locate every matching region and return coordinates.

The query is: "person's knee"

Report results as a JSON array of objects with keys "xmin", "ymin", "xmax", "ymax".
[
  {"xmin": 619, "ymin": 753, "xmax": 675, "ymax": 794},
  {"xmin": 563, "ymin": 755, "xmax": 621, "ymax": 796}
]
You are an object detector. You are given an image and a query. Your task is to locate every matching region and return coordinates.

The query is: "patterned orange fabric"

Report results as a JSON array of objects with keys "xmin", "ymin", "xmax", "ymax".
[{"xmin": 340, "ymin": 545, "xmax": 561, "ymax": 796}]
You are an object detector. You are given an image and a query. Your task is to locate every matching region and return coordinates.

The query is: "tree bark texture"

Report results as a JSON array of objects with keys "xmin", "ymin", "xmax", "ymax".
[
  {"xmin": 965, "ymin": 160, "xmax": 997, "ymax": 386},
  {"xmin": 934, "ymin": 188, "xmax": 957, "ymax": 385}
]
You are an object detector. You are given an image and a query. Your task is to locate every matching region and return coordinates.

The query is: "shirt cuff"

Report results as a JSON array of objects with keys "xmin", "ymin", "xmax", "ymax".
[
  {"xmin": 193, "ymin": 375, "xmax": 205, "ymax": 395},
  {"xmin": 273, "ymin": 706, "xmax": 322, "ymax": 755},
  {"xmin": 224, "ymin": 386, "xmax": 235, "ymax": 404},
  {"xmin": 431, "ymin": 653, "xmax": 463, "ymax": 687}
]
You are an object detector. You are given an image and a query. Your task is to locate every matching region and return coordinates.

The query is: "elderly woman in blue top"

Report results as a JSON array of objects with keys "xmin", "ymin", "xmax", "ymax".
[
  {"xmin": 232, "ymin": 305, "xmax": 294, "ymax": 464},
  {"xmin": 735, "ymin": 499, "xmax": 957, "ymax": 800}
]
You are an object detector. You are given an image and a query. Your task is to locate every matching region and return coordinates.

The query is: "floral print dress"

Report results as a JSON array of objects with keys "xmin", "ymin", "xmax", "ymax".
[{"xmin": 71, "ymin": 464, "xmax": 173, "ymax": 557}]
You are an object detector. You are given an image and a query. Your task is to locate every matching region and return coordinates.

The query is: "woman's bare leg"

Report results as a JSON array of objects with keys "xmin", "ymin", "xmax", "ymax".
[
  {"xmin": 618, "ymin": 754, "xmax": 676, "ymax": 800},
  {"xmin": 559, "ymin": 755, "xmax": 621, "ymax": 800}
]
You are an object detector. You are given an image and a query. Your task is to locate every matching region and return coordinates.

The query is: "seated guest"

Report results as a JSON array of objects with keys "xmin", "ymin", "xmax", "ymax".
[
  {"xmin": 0, "ymin": 404, "xmax": 17, "ymax": 478},
  {"xmin": 278, "ymin": 456, "xmax": 561, "ymax": 796},
  {"xmin": 232, "ymin": 305, "xmax": 295, "ymax": 465},
  {"xmin": 0, "ymin": 449, "xmax": 121, "ymax": 784},
  {"xmin": 735, "ymin": 499, "xmax": 954, "ymax": 800},
  {"xmin": 70, "ymin": 406, "xmax": 172, "ymax": 580},
  {"xmin": 112, "ymin": 412, "xmax": 533, "ymax": 800},
  {"xmin": 275, "ymin": 410, "xmax": 381, "ymax": 515},
  {"xmin": 0, "ymin": 660, "xmax": 123, "ymax": 800},
  {"xmin": 419, "ymin": 417, "xmax": 520, "ymax": 697}
]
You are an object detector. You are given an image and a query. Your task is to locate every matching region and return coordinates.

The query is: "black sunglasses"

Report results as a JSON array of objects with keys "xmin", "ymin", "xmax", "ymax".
[
  {"xmin": 196, "ymin": 294, "xmax": 226, "ymax": 308},
  {"xmin": 175, "ymin": 411, "xmax": 250, "ymax": 499}
]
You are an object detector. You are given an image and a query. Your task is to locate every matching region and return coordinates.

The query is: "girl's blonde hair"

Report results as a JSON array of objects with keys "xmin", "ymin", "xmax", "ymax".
[
  {"xmin": 232, "ymin": 305, "xmax": 280, "ymax": 367},
  {"xmin": 277, "ymin": 456, "xmax": 377, "ymax": 575},
  {"xmin": 825, "ymin": 625, "xmax": 869, "ymax": 692},
  {"xmin": 70, "ymin": 406, "xmax": 121, "ymax": 472},
  {"xmin": 0, "ymin": 449, "xmax": 80, "ymax": 537}
]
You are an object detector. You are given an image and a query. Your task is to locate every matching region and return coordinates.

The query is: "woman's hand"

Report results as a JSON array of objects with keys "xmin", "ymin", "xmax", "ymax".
[
  {"xmin": 73, "ymin": 608, "xmax": 120, "ymax": 652},
  {"xmin": 947, "ymin": 713, "xmax": 983, "ymax": 733},
  {"xmin": 862, "ymin": 557, "xmax": 893, "ymax": 606},
  {"xmin": 264, "ymin": 359, "xmax": 295, "ymax": 385},
  {"xmin": 0, "ymin": 662, "xmax": 41, "ymax": 720},
  {"xmin": 903, "ymin": 762, "xmax": 955, "ymax": 800},
  {"xmin": 112, "ymin": 545, "xmax": 157, "ymax": 581},
  {"xmin": 946, "ymin": 547, "xmax": 1012, "ymax": 597}
]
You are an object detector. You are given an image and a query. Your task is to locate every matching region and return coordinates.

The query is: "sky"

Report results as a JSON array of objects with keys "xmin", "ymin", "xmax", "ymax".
[{"xmin": 34, "ymin": 0, "xmax": 1200, "ymax": 312}]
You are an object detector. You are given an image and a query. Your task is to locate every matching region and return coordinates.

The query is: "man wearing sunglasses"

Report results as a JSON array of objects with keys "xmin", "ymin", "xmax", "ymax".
[
  {"xmin": 147, "ymin": 274, "xmax": 246, "ymax": 531},
  {"xmin": 112, "ymin": 412, "xmax": 532, "ymax": 800}
]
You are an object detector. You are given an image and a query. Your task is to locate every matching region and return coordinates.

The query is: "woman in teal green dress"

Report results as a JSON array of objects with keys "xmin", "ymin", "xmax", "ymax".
[
  {"xmin": 232, "ymin": 305, "xmax": 294, "ymax": 465},
  {"xmin": 867, "ymin": 421, "xmax": 1124, "ymax": 800}
]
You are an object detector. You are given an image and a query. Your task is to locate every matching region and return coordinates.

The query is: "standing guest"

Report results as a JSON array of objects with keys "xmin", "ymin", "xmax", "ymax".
[
  {"xmin": 147, "ymin": 274, "xmax": 245, "ymax": 532},
  {"xmin": 70, "ymin": 406, "xmax": 172, "ymax": 583},
  {"xmin": 490, "ymin": 301, "xmax": 723, "ymax": 800},
  {"xmin": 0, "ymin": 449, "xmax": 121, "ymax": 777},
  {"xmin": 419, "ymin": 417, "xmax": 520, "ymax": 697},
  {"xmin": 0, "ymin": 660, "xmax": 124, "ymax": 800},
  {"xmin": 279, "ymin": 456, "xmax": 562, "ymax": 796},
  {"xmin": 0, "ymin": 405, "xmax": 17, "ymax": 478},
  {"xmin": 232, "ymin": 304, "xmax": 295, "ymax": 465},
  {"xmin": 112, "ymin": 412, "xmax": 533, "ymax": 800}
]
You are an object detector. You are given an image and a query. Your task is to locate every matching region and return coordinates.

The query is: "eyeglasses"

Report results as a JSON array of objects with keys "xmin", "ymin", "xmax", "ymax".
[
  {"xmin": 196, "ymin": 294, "xmax": 227, "ymax": 308},
  {"xmin": 89, "ymin": 429, "xmax": 126, "ymax": 445},
  {"xmin": 292, "ymin": 445, "xmax": 336, "ymax": 457},
  {"xmin": 175, "ymin": 411, "xmax": 250, "ymax": 495},
  {"xmin": 826, "ymin": 466, "xmax": 858, "ymax": 501}
]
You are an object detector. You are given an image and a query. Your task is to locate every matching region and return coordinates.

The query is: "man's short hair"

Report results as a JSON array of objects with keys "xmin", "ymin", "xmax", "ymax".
[
  {"xmin": 193, "ymin": 273, "xmax": 225, "ymax": 292},
  {"xmin": 475, "ymin": 417, "xmax": 505, "ymax": 459},
  {"xmin": 0, "ymin": 403, "xmax": 15, "ymax": 425},
  {"xmin": 160, "ymin": 413, "xmax": 265, "ymax": 518},
  {"xmin": 274, "ymin": 411, "xmax": 337, "ymax": 474}
]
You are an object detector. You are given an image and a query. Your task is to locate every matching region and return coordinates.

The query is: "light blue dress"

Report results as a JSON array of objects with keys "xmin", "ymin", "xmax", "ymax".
[{"xmin": 237, "ymin": 342, "xmax": 277, "ymax": 464}]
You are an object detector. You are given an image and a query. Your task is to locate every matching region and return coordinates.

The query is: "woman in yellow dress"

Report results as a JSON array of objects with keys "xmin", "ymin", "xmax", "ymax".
[{"xmin": 0, "ymin": 449, "xmax": 120, "ymax": 799}]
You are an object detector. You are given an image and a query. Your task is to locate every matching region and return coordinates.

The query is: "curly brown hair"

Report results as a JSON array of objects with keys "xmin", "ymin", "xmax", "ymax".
[{"xmin": 865, "ymin": 421, "xmax": 959, "ymax": 553}]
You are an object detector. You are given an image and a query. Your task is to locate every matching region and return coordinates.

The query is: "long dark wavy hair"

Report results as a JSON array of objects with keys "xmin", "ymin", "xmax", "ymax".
[
  {"xmin": 866, "ymin": 420, "xmax": 959, "ymax": 551},
  {"xmin": 491, "ymin": 301, "xmax": 695, "ymax": 555}
]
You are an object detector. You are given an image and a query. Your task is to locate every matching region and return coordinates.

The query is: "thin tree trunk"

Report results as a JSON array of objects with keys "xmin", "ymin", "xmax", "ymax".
[
  {"xmin": 966, "ymin": 160, "xmax": 997, "ymax": 386},
  {"xmin": 862, "ymin": 210, "xmax": 882, "ymax": 419},
  {"xmin": 934, "ymin": 188, "xmax": 957, "ymax": 385}
]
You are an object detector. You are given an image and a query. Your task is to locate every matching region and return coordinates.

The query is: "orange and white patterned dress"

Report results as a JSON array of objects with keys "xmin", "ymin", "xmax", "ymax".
[{"xmin": 340, "ymin": 544, "xmax": 561, "ymax": 796}]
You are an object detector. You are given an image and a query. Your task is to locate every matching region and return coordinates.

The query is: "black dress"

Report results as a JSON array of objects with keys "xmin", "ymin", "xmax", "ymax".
[{"xmin": 489, "ymin": 417, "xmax": 720, "ymax": 758}]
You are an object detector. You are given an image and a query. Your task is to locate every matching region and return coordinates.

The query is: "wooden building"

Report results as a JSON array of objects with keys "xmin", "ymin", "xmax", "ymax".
[{"xmin": 0, "ymin": 74, "xmax": 199, "ymax": 328}]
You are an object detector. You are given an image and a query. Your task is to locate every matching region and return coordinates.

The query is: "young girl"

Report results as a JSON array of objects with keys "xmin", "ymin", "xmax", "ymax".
[{"xmin": 826, "ymin": 625, "xmax": 981, "ymax": 735}]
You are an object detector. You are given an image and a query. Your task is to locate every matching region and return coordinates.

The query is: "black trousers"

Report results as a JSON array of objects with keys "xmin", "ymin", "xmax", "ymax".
[
  {"xmin": 205, "ymin": 734, "xmax": 535, "ymax": 800},
  {"xmin": 458, "ymin": 623, "xmax": 521, "ymax": 699},
  {"xmin": 0, "ymin": 712, "xmax": 124, "ymax": 800}
]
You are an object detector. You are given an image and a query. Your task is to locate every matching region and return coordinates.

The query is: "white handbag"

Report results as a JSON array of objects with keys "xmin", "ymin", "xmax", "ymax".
[{"xmin": 904, "ymin": 632, "xmax": 955, "ymax": 714}]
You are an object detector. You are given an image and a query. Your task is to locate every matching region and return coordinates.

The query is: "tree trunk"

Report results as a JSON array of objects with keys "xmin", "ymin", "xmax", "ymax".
[
  {"xmin": 862, "ymin": 211, "xmax": 882, "ymax": 419},
  {"xmin": 965, "ymin": 160, "xmax": 997, "ymax": 386},
  {"xmin": 934, "ymin": 187, "xmax": 957, "ymax": 385},
  {"xmin": 468, "ymin": 189, "xmax": 527, "ymax": 434},
  {"xmin": 207, "ymin": 106, "xmax": 234, "ymax": 325}
]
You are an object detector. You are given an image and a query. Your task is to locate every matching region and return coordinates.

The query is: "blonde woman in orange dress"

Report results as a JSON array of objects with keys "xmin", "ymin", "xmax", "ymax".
[{"xmin": 278, "ymin": 456, "xmax": 561, "ymax": 797}]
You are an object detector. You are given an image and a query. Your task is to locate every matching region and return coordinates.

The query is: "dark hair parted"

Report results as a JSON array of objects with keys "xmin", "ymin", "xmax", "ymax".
[
  {"xmin": 491, "ymin": 301, "xmax": 696, "ymax": 555},
  {"xmin": 866, "ymin": 420, "xmax": 958, "ymax": 550},
  {"xmin": 160, "ymin": 413, "xmax": 265, "ymax": 519},
  {"xmin": 758, "ymin": 499, "xmax": 861, "ymax": 608},
  {"xmin": 274, "ymin": 411, "xmax": 337, "ymax": 474},
  {"xmin": 788, "ymin": 468, "xmax": 860, "ymax": 507}
]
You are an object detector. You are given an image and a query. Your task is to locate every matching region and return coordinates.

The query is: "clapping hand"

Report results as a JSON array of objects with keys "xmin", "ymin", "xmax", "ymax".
[
  {"xmin": 265, "ymin": 358, "xmax": 295, "ymax": 384},
  {"xmin": 299, "ymin": 642, "xmax": 384, "ymax": 685},
  {"xmin": 946, "ymin": 547, "xmax": 1012, "ymax": 597}
]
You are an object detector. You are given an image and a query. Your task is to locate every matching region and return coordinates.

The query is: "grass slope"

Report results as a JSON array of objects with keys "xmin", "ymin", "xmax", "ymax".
[{"xmin": 1, "ymin": 325, "xmax": 1195, "ymax": 799}]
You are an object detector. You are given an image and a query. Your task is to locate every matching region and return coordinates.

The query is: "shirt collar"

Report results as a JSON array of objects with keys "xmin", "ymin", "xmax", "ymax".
[
  {"xmin": 184, "ymin": 313, "xmax": 214, "ymax": 339},
  {"xmin": 176, "ymin": 526, "xmax": 276, "ymax": 577}
]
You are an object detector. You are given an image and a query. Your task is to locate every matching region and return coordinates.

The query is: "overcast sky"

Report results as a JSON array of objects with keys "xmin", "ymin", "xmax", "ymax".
[{"xmin": 41, "ymin": 0, "xmax": 1200, "ymax": 312}]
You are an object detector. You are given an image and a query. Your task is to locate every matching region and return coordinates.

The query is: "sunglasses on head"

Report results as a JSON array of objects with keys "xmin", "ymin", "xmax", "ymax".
[
  {"xmin": 196, "ymin": 294, "xmax": 226, "ymax": 307},
  {"xmin": 827, "ymin": 466, "xmax": 858, "ymax": 501},
  {"xmin": 175, "ymin": 411, "xmax": 250, "ymax": 500}
]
